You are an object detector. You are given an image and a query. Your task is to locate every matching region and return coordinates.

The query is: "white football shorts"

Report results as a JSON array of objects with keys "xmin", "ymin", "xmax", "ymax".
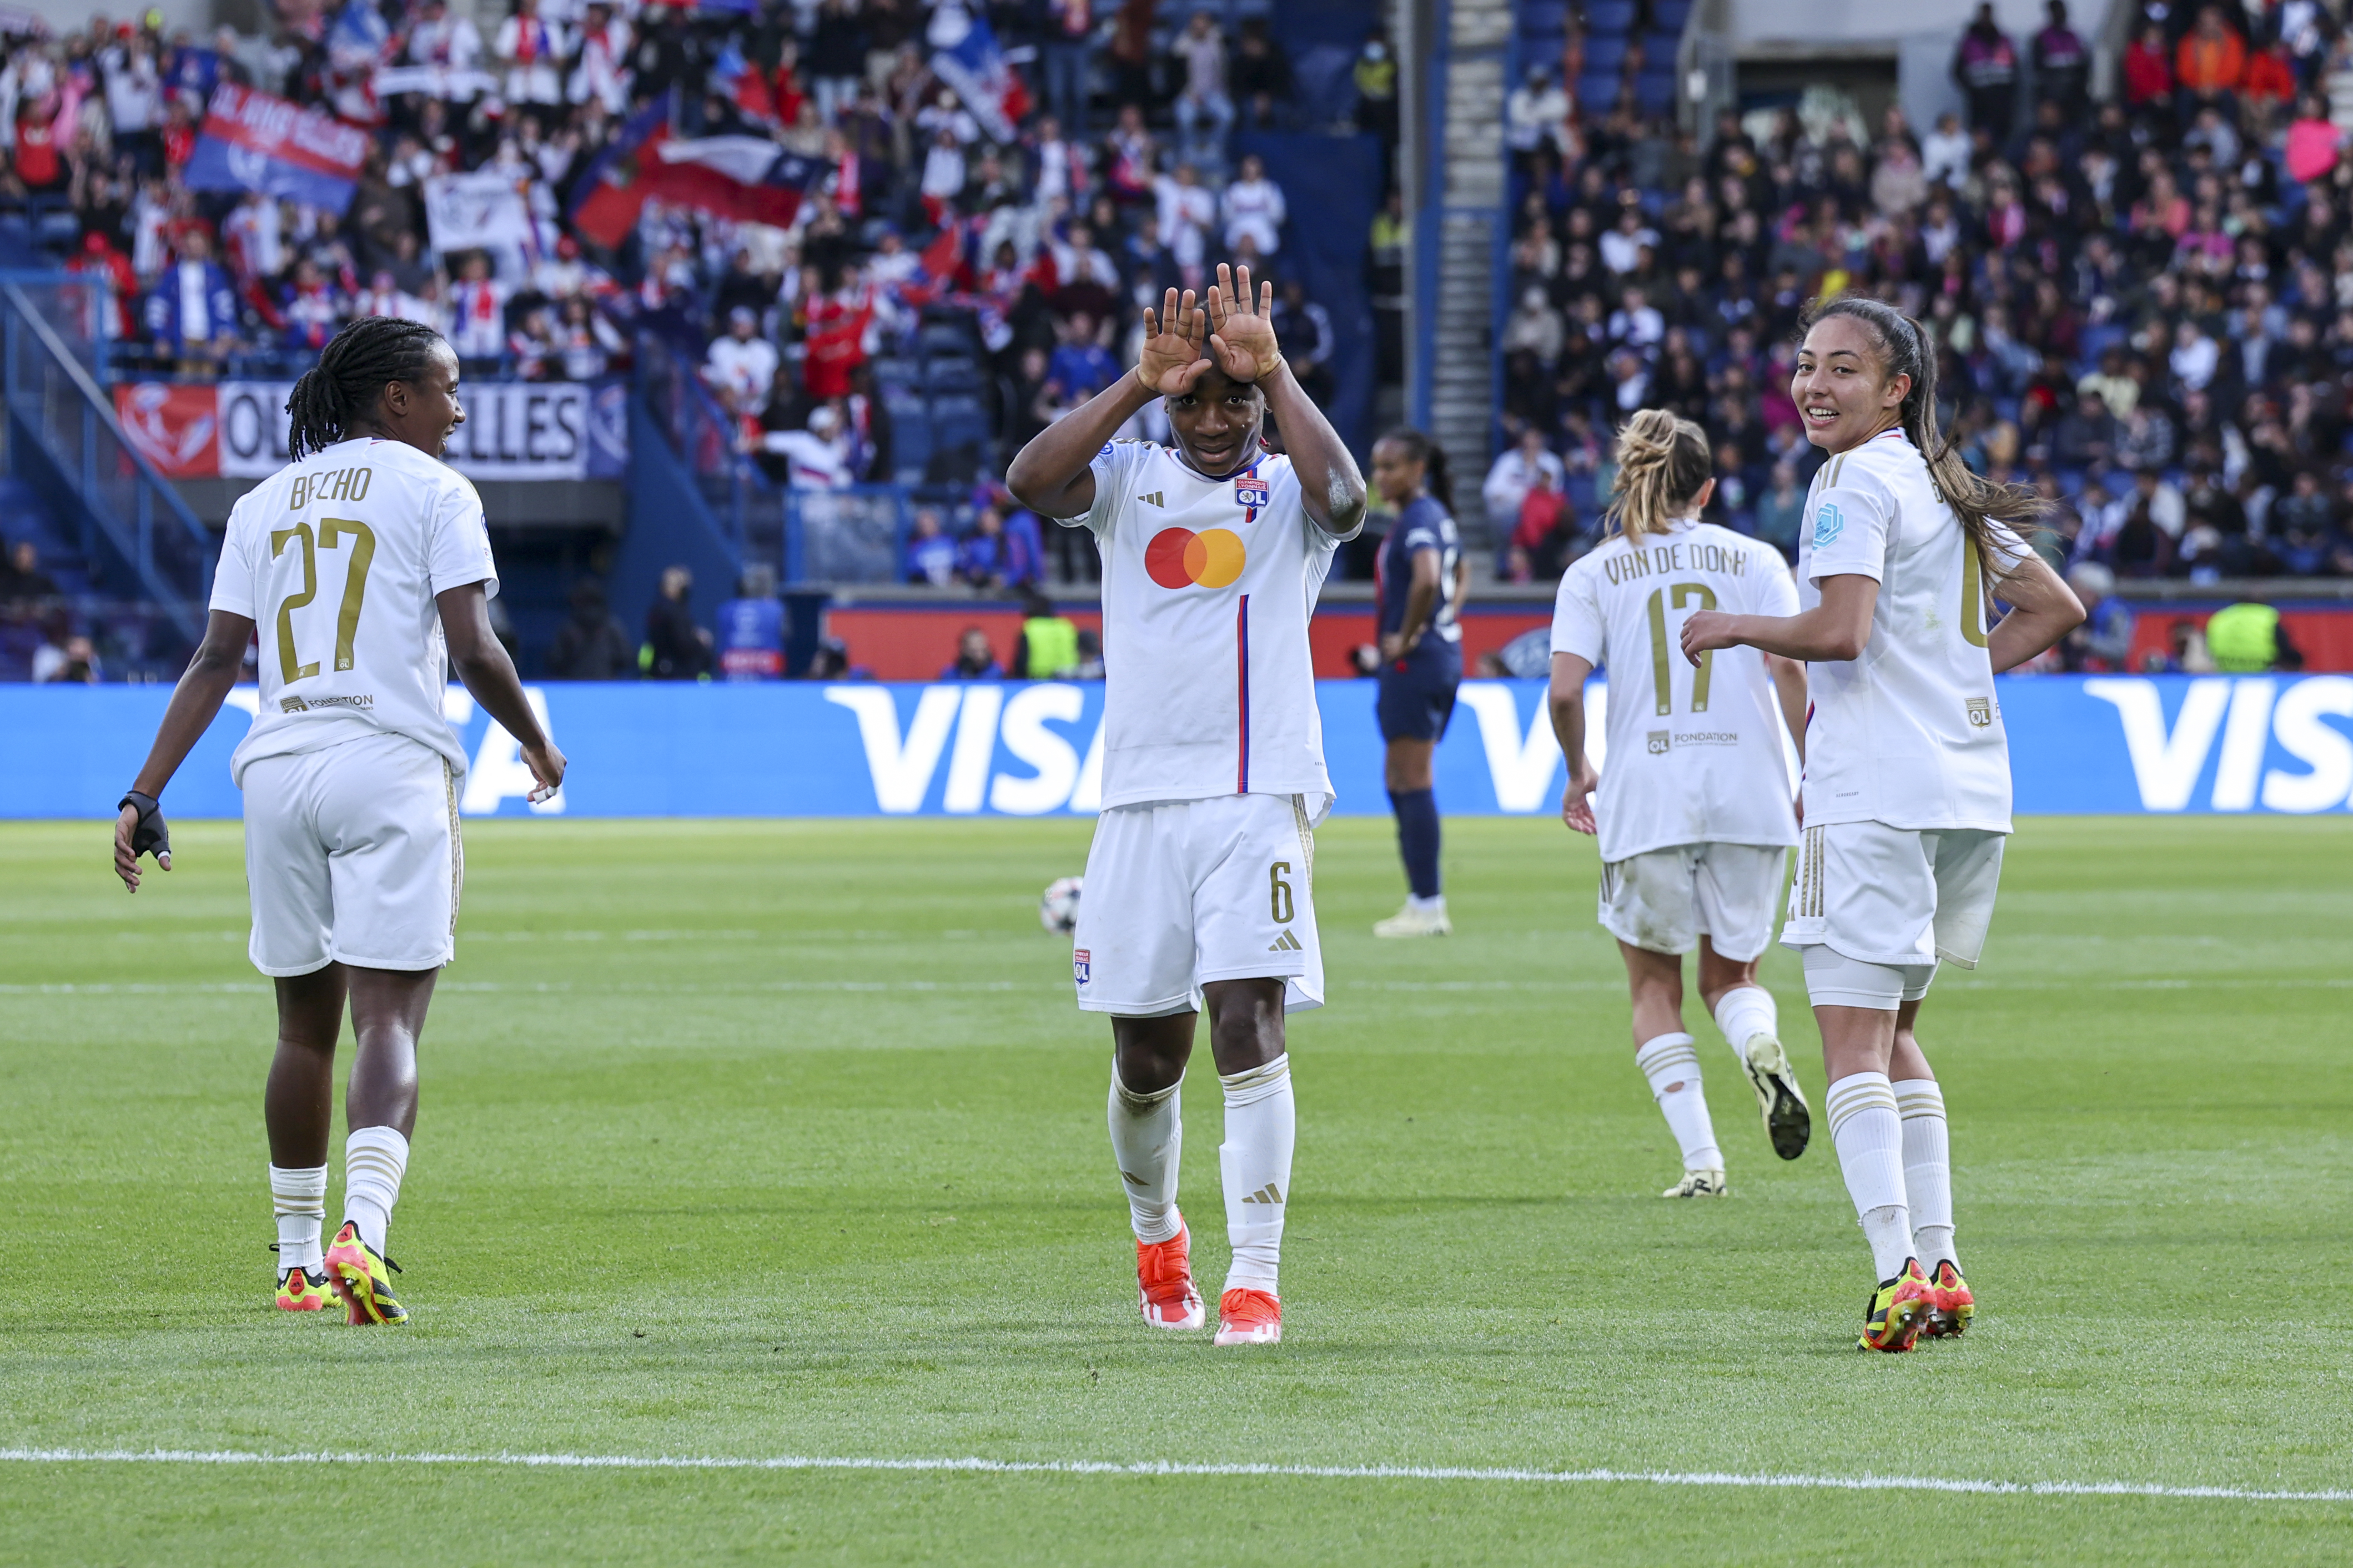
[
  {"xmin": 241, "ymin": 731, "xmax": 464, "ymax": 977},
  {"xmin": 1781, "ymin": 819, "xmax": 2005, "ymax": 990},
  {"xmin": 1597, "ymin": 840, "xmax": 1789, "ymax": 962},
  {"xmin": 1073, "ymin": 792, "xmax": 1323, "ymax": 1016}
]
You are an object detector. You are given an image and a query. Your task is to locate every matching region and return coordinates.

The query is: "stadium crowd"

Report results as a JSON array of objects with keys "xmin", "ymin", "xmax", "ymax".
[
  {"xmin": 0, "ymin": 0, "xmax": 1336, "ymax": 444},
  {"xmin": 1493, "ymin": 0, "xmax": 2353, "ymax": 632}
]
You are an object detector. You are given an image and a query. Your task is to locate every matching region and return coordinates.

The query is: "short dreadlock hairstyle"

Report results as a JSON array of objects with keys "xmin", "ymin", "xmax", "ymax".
[{"xmin": 284, "ymin": 317, "xmax": 450, "ymax": 461}]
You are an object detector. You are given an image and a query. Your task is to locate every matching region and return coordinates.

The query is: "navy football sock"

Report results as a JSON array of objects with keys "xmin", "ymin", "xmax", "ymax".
[{"xmin": 1389, "ymin": 788, "xmax": 1442, "ymax": 899}]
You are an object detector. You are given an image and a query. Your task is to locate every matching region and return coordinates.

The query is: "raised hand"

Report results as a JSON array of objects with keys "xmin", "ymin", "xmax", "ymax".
[
  {"xmin": 1135, "ymin": 288, "xmax": 1211, "ymax": 396},
  {"xmin": 1205, "ymin": 262, "xmax": 1281, "ymax": 381}
]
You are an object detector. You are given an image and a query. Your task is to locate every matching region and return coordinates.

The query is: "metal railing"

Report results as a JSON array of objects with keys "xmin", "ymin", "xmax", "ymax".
[
  {"xmin": 0, "ymin": 274, "xmax": 215, "ymax": 643},
  {"xmin": 636, "ymin": 330, "xmax": 914, "ymax": 584}
]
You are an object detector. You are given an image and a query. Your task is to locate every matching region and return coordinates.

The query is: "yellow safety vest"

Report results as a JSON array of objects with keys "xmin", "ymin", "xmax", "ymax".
[
  {"xmin": 2205, "ymin": 603, "xmax": 2280, "ymax": 673},
  {"xmin": 1023, "ymin": 616, "xmax": 1081, "ymax": 678}
]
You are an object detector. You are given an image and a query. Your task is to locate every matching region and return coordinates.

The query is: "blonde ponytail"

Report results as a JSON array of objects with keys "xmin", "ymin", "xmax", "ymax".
[{"xmin": 1605, "ymin": 408, "xmax": 1712, "ymax": 542}]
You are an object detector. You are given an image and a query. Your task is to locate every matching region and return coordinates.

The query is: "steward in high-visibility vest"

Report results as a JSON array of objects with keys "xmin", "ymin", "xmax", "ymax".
[
  {"xmin": 1010, "ymin": 588, "xmax": 1082, "ymax": 678},
  {"xmin": 2205, "ymin": 602, "xmax": 2303, "ymax": 673}
]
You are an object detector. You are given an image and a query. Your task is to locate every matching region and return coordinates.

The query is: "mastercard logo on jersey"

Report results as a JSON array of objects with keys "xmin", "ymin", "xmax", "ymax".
[{"xmin": 1145, "ymin": 527, "xmax": 1247, "ymax": 589}]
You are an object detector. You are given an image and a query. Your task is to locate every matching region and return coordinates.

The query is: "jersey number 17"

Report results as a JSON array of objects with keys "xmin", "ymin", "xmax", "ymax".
[{"xmin": 1644, "ymin": 582, "xmax": 1716, "ymax": 715}]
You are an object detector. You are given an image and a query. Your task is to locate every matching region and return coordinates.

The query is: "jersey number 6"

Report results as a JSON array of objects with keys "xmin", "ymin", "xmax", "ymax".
[
  {"xmin": 268, "ymin": 518, "xmax": 378, "ymax": 684},
  {"xmin": 1645, "ymin": 582, "xmax": 1717, "ymax": 716},
  {"xmin": 1269, "ymin": 861, "xmax": 1295, "ymax": 925}
]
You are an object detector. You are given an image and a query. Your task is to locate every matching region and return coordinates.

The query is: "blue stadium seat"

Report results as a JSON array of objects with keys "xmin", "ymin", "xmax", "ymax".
[
  {"xmin": 916, "ymin": 319, "xmax": 979, "ymax": 358},
  {"xmin": 1520, "ymin": 31, "xmax": 1566, "ymax": 70},
  {"xmin": 1634, "ymin": 70, "xmax": 1676, "ymax": 114},
  {"xmin": 1520, "ymin": 0, "xmax": 1568, "ymax": 31},
  {"xmin": 1650, "ymin": 0, "xmax": 1693, "ymax": 31},
  {"xmin": 1640, "ymin": 31, "xmax": 1680, "ymax": 62},
  {"xmin": 1582, "ymin": 34, "xmax": 1627, "ymax": 73},
  {"xmin": 928, "ymin": 394, "xmax": 992, "ymax": 455},
  {"xmin": 922, "ymin": 355, "xmax": 986, "ymax": 394},
  {"xmin": 1585, "ymin": 1, "xmax": 1636, "ymax": 35},
  {"xmin": 871, "ymin": 355, "xmax": 920, "ymax": 387},
  {"xmin": 1577, "ymin": 73, "xmax": 1622, "ymax": 111}
]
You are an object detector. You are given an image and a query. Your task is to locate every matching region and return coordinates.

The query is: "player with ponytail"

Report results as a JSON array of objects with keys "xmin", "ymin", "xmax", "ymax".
[
  {"xmin": 1367, "ymin": 427, "xmax": 1467, "ymax": 937},
  {"xmin": 1681, "ymin": 296, "xmax": 2084, "ymax": 1350},
  {"xmin": 1549, "ymin": 409, "xmax": 1814, "ymax": 1202}
]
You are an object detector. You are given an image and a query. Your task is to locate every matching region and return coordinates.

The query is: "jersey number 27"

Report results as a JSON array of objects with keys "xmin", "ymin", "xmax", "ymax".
[{"xmin": 268, "ymin": 518, "xmax": 377, "ymax": 684}]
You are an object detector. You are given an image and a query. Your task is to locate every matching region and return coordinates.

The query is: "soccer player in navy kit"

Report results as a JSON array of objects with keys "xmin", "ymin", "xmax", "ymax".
[{"xmin": 1369, "ymin": 430, "xmax": 1466, "ymax": 937}]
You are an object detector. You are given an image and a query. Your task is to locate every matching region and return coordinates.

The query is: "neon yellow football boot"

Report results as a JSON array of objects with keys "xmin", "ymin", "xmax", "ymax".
[
  {"xmin": 275, "ymin": 1265, "xmax": 335, "ymax": 1313},
  {"xmin": 1858, "ymin": 1258, "xmax": 1933, "ymax": 1353},
  {"xmin": 323, "ymin": 1221, "xmax": 409, "ymax": 1325},
  {"xmin": 1923, "ymin": 1259, "xmax": 1975, "ymax": 1338}
]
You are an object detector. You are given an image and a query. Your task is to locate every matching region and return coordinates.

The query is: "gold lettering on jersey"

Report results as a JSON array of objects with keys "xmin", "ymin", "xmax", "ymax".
[
  {"xmin": 290, "ymin": 467, "xmax": 374, "ymax": 511},
  {"xmin": 1603, "ymin": 541, "xmax": 1753, "ymax": 587}
]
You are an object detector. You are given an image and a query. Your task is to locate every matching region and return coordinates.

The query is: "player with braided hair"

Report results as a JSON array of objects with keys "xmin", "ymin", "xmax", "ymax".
[
  {"xmin": 113, "ymin": 318, "xmax": 563, "ymax": 1324},
  {"xmin": 1681, "ymin": 296, "xmax": 2084, "ymax": 1350}
]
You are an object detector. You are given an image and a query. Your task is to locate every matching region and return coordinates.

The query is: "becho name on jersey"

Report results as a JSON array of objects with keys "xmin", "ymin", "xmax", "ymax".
[
  {"xmin": 289, "ymin": 466, "xmax": 374, "ymax": 510},
  {"xmin": 1600, "ymin": 539, "xmax": 1756, "ymax": 587}
]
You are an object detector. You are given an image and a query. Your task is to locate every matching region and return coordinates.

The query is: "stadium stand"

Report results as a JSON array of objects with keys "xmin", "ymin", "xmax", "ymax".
[{"xmin": 1496, "ymin": 0, "xmax": 2353, "ymax": 649}]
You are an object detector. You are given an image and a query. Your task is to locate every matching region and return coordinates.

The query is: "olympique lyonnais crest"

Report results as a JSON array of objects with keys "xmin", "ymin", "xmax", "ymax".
[
  {"xmin": 1073, "ymin": 949, "xmax": 1091, "ymax": 985},
  {"xmin": 1234, "ymin": 478, "xmax": 1271, "ymax": 509},
  {"xmin": 1967, "ymin": 697, "xmax": 1993, "ymax": 728},
  {"xmin": 1647, "ymin": 730, "xmax": 1670, "ymax": 754}
]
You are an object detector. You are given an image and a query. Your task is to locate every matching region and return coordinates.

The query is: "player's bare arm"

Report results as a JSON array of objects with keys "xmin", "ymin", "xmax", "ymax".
[
  {"xmin": 1380, "ymin": 546, "xmax": 1444, "ymax": 663},
  {"xmin": 1547, "ymin": 651, "xmax": 1599, "ymax": 836},
  {"xmin": 1982, "ymin": 551, "xmax": 2085, "ymax": 673},
  {"xmin": 114, "ymin": 608, "xmax": 257, "ymax": 891},
  {"xmin": 1004, "ymin": 287, "xmax": 1211, "ymax": 518},
  {"xmin": 1204, "ymin": 263, "xmax": 1366, "ymax": 536},
  {"xmin": 1680, "ymin": 574, "xmax": 1879, "ymax": 665},
  {"xmin": 439, "ymin": 581, "xmax": 565, "ymax": 801}
]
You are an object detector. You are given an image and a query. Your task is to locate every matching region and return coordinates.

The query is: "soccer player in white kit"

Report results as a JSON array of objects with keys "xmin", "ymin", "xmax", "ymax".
[
  {"xmin": 112, "ymin": 318, "xmax": 564, "ymax": 1324},
  {"xmin": 1548, "ymin": 410, "xmax": 1813, "ymax": 1197},
  {"xmin": 1007, "ymin": 263, "xmax": 1366, "ymax": 1347},
  {"xmin": 1681, "ymin": 298, "xmax": 2082, "ymax": 1350}
]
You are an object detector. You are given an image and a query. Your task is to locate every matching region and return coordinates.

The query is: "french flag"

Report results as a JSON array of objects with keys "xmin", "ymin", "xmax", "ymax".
[
  {"xmin": 180, "ymin": 83, "xmax": 370, "ymax": 214},
  {"xmin": 926, "ymin": 4, "xmax": 1028, "ymax": 145},
  {"xmin": 570, "ymin": 95, "xmax": 825, "ymax": 246}
]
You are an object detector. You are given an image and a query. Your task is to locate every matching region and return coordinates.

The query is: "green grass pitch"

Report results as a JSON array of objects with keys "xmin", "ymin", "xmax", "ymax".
[{"xmin": 2, "ymin": 813, "xmax": 2350, "ymax": 1565}]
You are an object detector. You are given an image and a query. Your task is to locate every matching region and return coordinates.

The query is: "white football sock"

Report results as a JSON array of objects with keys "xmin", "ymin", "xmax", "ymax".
[
  {"xmin": 1897, "ymin": 1077, "xmax": 1956, "ymax": 1270},
  {"xmin": 1107, "ymin": 1062, "xmax": 1182, "ymax": 1244},
  {"xmin": 269, "ymin": 1163, "xmax": 328, "ymax": 1274},
  {"xmin": 1711, "ymin": 985, "xmax": 1779, "ymax": 1060},
  {"xmin": 1218, "ymin": 1055, "xmax": 1294, "ymax": 1296},
  {"xmin": 1406, "ymin": 893, "xmax": 1447, "ymax": 914},
  {"xmin": 1635, "ymin": 1032, "xmax": 1721, "ymax": 1172},
  {"xmin": 1827, "ymin": 1072, "xmax": 1910, "ymax": 1280},
  {"xmin": 341, "ymin": 1127, "xmax": 410, "ymax": 1255}
]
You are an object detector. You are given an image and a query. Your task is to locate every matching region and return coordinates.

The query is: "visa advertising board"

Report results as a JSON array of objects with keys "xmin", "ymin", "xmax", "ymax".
[{"xmin": 6, "ymin": 677, "xmax": 2351, "ymax": 820}]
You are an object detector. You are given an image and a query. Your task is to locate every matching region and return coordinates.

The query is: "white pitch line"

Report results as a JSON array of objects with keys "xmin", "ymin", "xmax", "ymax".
[{"xmin": 0, "ymin": 1449, "xmax": 2345, "ymax": 1504}]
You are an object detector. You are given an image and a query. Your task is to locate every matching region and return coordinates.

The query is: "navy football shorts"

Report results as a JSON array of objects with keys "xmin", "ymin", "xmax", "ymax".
[{"xmin": 1376, "ymin": 659, "xmax": 1460, "ymax": 743}]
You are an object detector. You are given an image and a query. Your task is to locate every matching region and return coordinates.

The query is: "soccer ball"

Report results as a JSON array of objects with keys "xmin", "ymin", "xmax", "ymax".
[{"xmin": 1039, "ymin": 876, "xmax": 1083, "ymax": 935}]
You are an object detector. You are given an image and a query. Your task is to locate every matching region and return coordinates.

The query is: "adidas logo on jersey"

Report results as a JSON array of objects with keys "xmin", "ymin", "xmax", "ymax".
[
  {"xmin": 1266, "ymin": 930, "xmax": 1303, "ymax": 952},
  {"xmin": 1138, "ymin": 491, "xmax": 1164, "ymax": 507},
  {"xmin": 1239, "ymin": 1182, "xmax": 1283, "ymax": 1205}
]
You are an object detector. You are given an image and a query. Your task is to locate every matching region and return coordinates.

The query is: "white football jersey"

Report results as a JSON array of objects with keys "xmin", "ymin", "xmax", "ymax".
[
  {"xmin": 1060, "ymin": 440, "xmax": 1356, "ymax": 816},
  {"xmin": 210, "ymin": 436, "xmax": 498, "ymax": 786},
  {"xmin": 1797, "ymin": 428, "xmax": 2023, "ymax": 833},
  {"xmin": 1551, "ymin": 517, "xmax": 1801, "ymax": 863}
]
